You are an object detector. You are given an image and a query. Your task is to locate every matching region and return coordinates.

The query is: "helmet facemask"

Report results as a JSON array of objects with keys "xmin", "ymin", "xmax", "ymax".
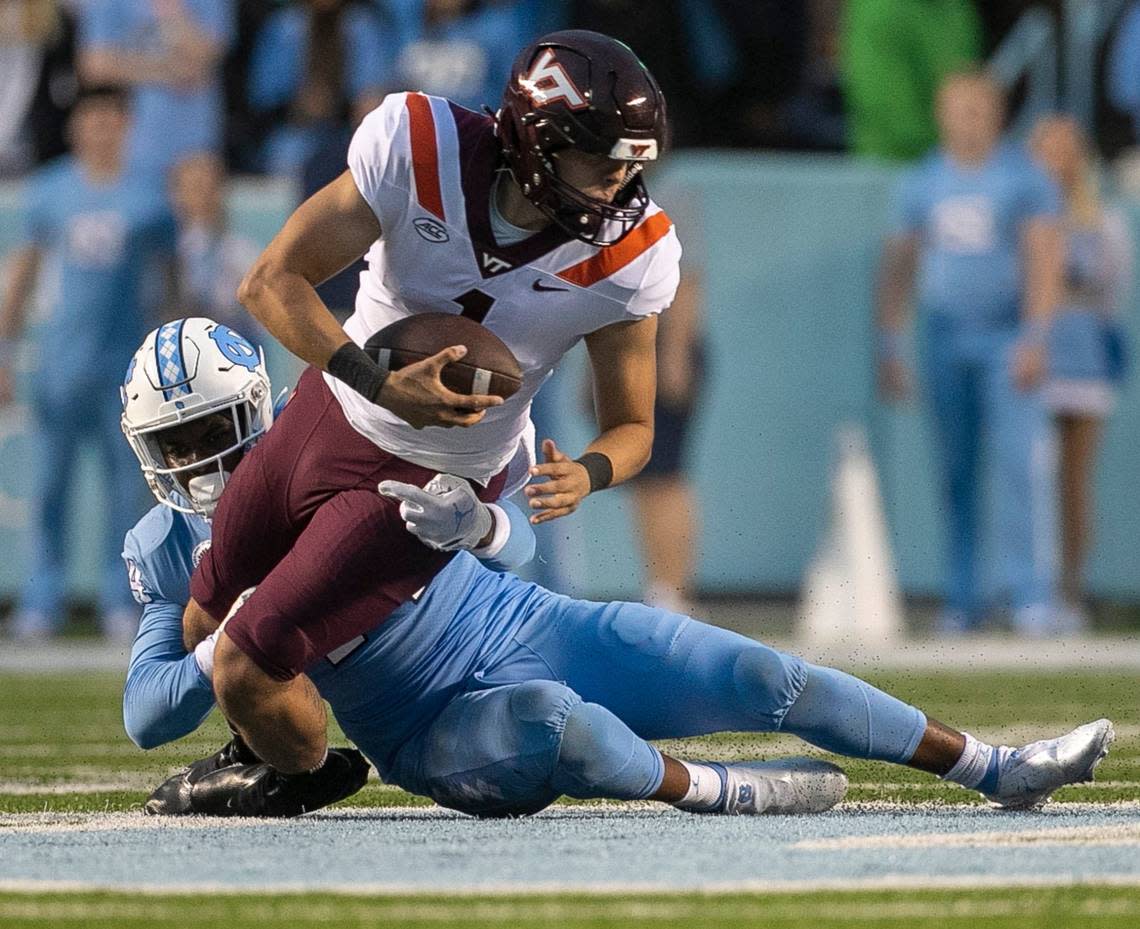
[{"xmin": 129, "ymin": 401, "xmax": 262, "ymax": 519}]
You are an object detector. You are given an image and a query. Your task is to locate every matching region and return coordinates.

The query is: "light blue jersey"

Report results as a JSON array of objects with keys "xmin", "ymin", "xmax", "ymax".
[
  {"xmin": 120, "ymin": 497, "xmax": 536, "ymax": 749},
  {"xmin": 891, "ymin": 143, "xmax": 1060, "ymax": 327},
  {"xmin": 80, "ymin": 0, "xmax": 235, "ymax": 175},
  {"xmin": 25, "ymin": 157, "xmax": 175, "ymax": 400},
  {"xmin": 122, "ymin": 496, "xmax": 926, "ymax": 817}
]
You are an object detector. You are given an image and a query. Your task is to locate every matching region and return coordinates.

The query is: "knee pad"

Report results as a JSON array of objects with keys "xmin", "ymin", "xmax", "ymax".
[
  {"xmin": 731, "ymin": 645, "xmax": 808, "ymax": 730},
  {"xmin": 507, "ymin": 680, "xmax": 581, "ymax": 731}
]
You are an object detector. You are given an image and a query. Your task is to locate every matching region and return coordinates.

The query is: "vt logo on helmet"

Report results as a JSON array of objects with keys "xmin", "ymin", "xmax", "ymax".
[{"xmin": 496, "ymin": 30, "xmax": 669, "ymax": 247}]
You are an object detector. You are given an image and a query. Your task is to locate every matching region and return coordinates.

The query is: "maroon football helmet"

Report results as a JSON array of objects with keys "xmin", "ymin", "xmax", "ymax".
[{"xmin": 497, "ymin": 30, "xmax": 669, "ymax": 246}]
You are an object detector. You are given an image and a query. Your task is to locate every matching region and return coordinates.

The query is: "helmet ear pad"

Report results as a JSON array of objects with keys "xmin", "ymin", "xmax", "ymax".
[{"xmin": 497, "ymin": 30, "xmax": 668, "ymax": 245}]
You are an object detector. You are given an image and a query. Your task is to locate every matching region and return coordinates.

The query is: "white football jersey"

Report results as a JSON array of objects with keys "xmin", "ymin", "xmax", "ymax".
[{"xmin": 325, "ymin": 91, "xmax": 682, "ymax": 483}]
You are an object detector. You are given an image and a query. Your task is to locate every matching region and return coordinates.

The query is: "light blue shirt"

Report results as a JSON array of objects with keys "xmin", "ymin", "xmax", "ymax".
[
  {"xmin": 120, "ymin": 496, "xmax": 537, "ymax": 753},
  {"xmin": 890, "ymin": 142, "xmax": 1060, "ymax": 326},
  {"xmin": 380, "ymin": 0, "xmax": 526, "ymax": 113},
  {"xmin": 24, "ymin": 157, "xmax": 175, "ymax": 398},
  {"xmin": 81, "ymin": 0, "xmax": 235, "ymax": 174}
]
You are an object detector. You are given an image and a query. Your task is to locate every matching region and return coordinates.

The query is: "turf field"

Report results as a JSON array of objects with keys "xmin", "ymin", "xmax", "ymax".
[{"xmin": 1, "ymin": 661, "xmax": 1137, "ymax": 927}]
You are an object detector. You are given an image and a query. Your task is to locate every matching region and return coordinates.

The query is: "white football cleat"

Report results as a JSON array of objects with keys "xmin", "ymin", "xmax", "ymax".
[
  {"xmin": 983, "ymin": 718, "xmax": 1115, "ymax": 810},
  {"xmin": 701, "ymin": 757, "xmax": 847, "ymax": 815}
]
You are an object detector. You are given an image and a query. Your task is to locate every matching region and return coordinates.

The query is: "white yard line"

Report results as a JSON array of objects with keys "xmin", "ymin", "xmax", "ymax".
[
  {"xmin": 4, "ymin": 636, "xmax": 1140, "ymax": 673},
  {"xmin": 793, "ymin": 822, "xmax": 1140, "ymax": 850},
  {"xmin": 1, "ymin": 874, "xmax": 1140, "ymax": 896}
]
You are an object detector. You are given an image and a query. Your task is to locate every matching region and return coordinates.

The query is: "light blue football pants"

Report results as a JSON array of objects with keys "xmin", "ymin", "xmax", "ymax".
[{"xmin": 380, "ymin": 598, "xmax": 928, "ymax": 817}]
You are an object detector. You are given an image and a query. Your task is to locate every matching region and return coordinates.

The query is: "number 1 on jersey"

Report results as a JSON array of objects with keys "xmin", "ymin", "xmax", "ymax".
[{"xmin": 454, "ymin": 289, "xmax": 495, "ymax": 324}]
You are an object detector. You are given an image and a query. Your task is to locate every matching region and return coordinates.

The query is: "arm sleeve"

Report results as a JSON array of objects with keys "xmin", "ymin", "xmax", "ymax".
[
  {"xmin": 122, "ymin": 599, "xmax": 216, "ymax": 750},
  {"xmin": 625, "ymin": 225, "xmax": 682, "ymax": 317},
  {"xmin": 473, "ymin": 498, "xmax": 536, "ymax": 572},
  {"xmin": 346, "ymin": 92, "xmax": 410, "ymax": 226}
]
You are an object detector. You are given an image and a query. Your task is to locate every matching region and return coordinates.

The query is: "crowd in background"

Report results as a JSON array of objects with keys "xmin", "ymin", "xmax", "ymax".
[
  {"xmin": 3, "ymin": 1, "xmax": 1140, "ymax": 182},
  {"xmin": 1, "ymin": 0, "xmax": 1140, "ymax": 639}
]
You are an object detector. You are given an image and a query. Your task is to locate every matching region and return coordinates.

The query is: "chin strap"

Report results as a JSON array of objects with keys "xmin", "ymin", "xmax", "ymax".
[{"xmin": 187, "ymin": 471, "xmax": 229, "ymax": 518}]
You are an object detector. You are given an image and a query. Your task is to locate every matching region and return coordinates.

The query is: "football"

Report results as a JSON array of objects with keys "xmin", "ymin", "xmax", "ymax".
[{"xmin": 363, "ymin": 312, "xmax": 524, "ymax": 400}]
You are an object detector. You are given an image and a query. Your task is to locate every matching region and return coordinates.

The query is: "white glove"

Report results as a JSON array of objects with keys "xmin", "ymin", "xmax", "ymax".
[{"xmin": 379, "ymin": 473, "xmax": 494, "ymax": 552}]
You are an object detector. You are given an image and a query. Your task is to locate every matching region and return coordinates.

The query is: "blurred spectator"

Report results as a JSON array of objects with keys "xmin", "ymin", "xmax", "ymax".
[
  {"xmin": 568, "ymin": 0, "xmax": 700, "ymax": 145},
  {"xmin": 570, "ymin": 0, "xmax": 806, "ymax": 148},
  {"xmin": 0, "ymin": 85, "xmax": 175, "ymax": 641},
  {"xmin": 0, "ymin": 1, "xmax": 77, "ymax": 176},
  {"xmin": 785, "ymin": 0, "xmax": 846, "ymax": 151},
  {"xmin": 842, "ymin": 0, "xmax": 982, "ymax": 161},
  {"xmin": 1107, "ymin": 3, "xmax": 1140, "ymax": 144},
  {"xmin": 381, "ymin": 0, "xmax": 526, "ymax": 114},
  {"xmin": 1031, "ymin": 116, "xmax": 1135, "ymax": 633},
  {"xmin": 77, "ymin": 0, "xmax": 234, "ymax": 178},
  {"xmin": 246, "ymin": 0, "xmax": 386, "ymax": 178},
  {"xmin": 876, "ymin": 72, "xmax": 1064, "ymax": 635},
  {"xmin": 169, "ymin": 152, "xmax": 263, "ymax": 336}
]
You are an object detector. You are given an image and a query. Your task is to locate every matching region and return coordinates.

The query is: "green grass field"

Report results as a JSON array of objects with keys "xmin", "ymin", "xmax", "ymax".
[
  {"xmin": 1, "ymin": 887, "xmax": 1139, "ymax": 929},
  {"xmin": 2, "ymin": 668, "xmax": 1135, "ymax": 812},
  {"xmin": 1, "ymin": 668, "xmax": 1137, "ymax": 927}
]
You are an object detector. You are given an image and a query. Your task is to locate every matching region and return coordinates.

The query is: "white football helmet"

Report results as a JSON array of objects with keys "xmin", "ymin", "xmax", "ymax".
[{"xmin": 121, "ymin": 317, "xmax": 273, "ymax": 518}]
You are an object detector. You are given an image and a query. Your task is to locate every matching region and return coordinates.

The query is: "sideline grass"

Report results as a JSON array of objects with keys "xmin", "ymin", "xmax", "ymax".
[
  {"xmin": 1, "ymin": 669, "xmax": 1136, "ymax": 813},
  {"xmin": 1, "ymin": 886, "xmax": 1140, "ymax": 928}
]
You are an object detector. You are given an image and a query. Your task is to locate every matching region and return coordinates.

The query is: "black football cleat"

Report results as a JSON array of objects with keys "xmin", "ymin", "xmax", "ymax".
[
  {"xmin": 183, "ymin": 748, "xmax": 371, "ymax": 818},
  {"xmin": 144, "ymin": 735, "xmax": 262, "ymax": 815}
]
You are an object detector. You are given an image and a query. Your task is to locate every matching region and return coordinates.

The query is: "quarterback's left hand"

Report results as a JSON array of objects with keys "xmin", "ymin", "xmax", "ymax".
[
  {"xmin": 525, "ymin": 439, "xmax": 592, "ymax": 524},
  {"xmin": 379, "ymin": 474, "xmax": 493, "ymax": 551}
]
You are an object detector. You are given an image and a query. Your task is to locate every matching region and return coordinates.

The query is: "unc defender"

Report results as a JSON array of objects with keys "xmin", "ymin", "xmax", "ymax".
[
  {"xmin": 187, "ymin": 32, "xmax": 682, "ymax": 789},
  {"xmin": 122, "ymin": 319, "xmax": 1114, "ymax": 818}
]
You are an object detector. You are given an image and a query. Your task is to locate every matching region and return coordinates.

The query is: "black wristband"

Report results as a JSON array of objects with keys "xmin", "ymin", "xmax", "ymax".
[
  {"xmin": 327, "ymin": 341, "xmax": 389, "ymax": 402},
  {"xmin": 575, "ymin": 452, "xmax": 614, "ymax": 493}
]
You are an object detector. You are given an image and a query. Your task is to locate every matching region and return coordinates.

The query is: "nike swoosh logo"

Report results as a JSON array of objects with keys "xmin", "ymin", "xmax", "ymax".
[{"xmin": 532, "ymin": 280, "xmax": 569, "ymax": 293}]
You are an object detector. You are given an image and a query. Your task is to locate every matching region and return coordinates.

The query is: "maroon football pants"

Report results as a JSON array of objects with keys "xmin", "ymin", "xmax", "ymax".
[{"xmin": 190, "ymin": 367, "xmax": 506, "ymax": 680}]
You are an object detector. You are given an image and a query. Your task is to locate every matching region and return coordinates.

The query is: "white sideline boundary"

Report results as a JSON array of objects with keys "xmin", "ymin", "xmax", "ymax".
[
  {"xmin": 2, "ymin": 874, "xmax": 1140, "ymax": 897},
  {"xmin": 3, "ymin": 636, "xmax": 1140, "ymax": 673}
]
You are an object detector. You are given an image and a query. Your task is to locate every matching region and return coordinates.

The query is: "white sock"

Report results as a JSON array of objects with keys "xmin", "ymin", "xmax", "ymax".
[
  {"xmin": 673, "ymin": 761, "xmax": 725, "ymax": 812},
  {"xmin": 942, "ymin": 732, "xmax": 995, "ymax": 789}
]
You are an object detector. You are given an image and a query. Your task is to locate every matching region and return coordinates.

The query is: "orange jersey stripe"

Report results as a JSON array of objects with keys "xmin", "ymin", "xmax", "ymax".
[
  {"xmin": 406, "ymin": 93, "xmax": 445, "ymax": 221},
  {"xmin": 555, "ymin": 212, "xmax": 673, "ymax": 288}
]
